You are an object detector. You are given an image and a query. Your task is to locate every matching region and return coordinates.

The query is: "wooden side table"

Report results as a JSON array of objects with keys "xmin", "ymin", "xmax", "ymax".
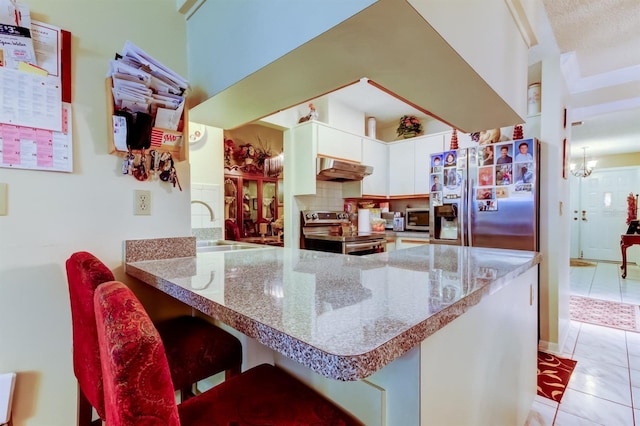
[{"xmin": 620, "ymin": 234, "xmax": 640, "ymax": 278}]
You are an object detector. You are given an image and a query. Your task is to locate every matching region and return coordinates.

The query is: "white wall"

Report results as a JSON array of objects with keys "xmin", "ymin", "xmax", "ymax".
[
  {"xmin": 409, "ymin": 0, "xmax": 530, "ymax": 120},
  {"xmin": 0, "ymin": 1, "xmax": 188, "ymax": 425},
  {"xmin": 536, "ymin": 55, "xmax": 572, "ymax": 353},
  {"xmin": 190, "ymin": 125, "xmax": 225, "ymax": 234},
  {"xmin": 325, "ymin": 97, "xmax": 366, "ymax": 135},
  {"xmin": 186, "ymin": 0, "xmax": 376, "ymax": 100}
]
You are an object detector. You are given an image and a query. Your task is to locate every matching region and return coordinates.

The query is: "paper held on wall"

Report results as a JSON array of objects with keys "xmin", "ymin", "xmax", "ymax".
[
  {"xmin": 30, "ymin": 20, "xmax": 62, "ymax": 77},
  {"xmin": 108, "ymin": 40, "xmax": 189, "ymax": 151},
  {"xmin": 0, "ymin": 67, "xmax": 62, "ymax": 131},
  {"xmin": 108, "ymin": 40, "xmax": 189, "ymax": 118},
  {"xmin": 0, "ymin": 102, "xmax": 73, "ymax": 172},
  {"xmin": 0, "ymin": 0, "xmax": 36, "ymax": 69},
  {"xmin": 0, "ymin": 2, "xmax": 64, "ymax": 132}
]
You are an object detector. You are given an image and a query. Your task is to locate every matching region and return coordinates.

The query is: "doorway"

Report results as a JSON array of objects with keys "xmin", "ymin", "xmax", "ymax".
[{"xmin": 570, "ymin": 166, "xmax": 640, "ymax": 261}]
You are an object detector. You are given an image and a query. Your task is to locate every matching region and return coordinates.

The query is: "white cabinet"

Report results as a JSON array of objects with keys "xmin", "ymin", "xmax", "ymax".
[
  {"xmin": 389, "ymin": 135, "xmax": 444, "ymax": 196},
  {"xmin": 385, "ymin": 237, "xmax": 396, "ymax": 252},
  {"xmin": 361, "ymin": 137, "xmax": 388, "ymax": 197},
  {"xmin": 396, "ymin": 236, "xmax": 430, "ymax": 250},
  {"xmin": 317, "ymin": 124, "xmax": 362, "ymax": 163},
  {"xmin": 285, "ymin": 121, "xmax": 365, "ymax": 196},
  {"xmin": 285, "ymin": 123, "xmax": 317, "ymax": 196},
  {"xmin": 388, "ymin": 140, "xmax": 415, "ymax": 196},
  {"xmin": 418, "ymin": 267, "xmax": 538, "ymax": 426},
  {"xmin": 413, "ymin": 134, "xmax": 445, "ymax": 195}
]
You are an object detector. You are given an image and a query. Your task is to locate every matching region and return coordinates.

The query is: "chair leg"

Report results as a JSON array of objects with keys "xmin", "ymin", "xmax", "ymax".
[
  {"xmin": 179, "ymin": 386, "xmax": 195, "ymax": 402},
  {"xmin": 77, "ymin": 385, "xmax": 93, "ymax": 426},
  {"xmin": 226, "ymin": 362, "xmax": 242, "ymax": 380},
  {"xmin": 180, "ymin": 363, "xmax": 243, "ymax": 402}
]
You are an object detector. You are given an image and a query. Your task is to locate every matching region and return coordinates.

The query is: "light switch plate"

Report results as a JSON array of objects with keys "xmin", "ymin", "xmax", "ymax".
[{"xmin": 0, "ymin": 183, "xmax": 7, "ymax": 216}]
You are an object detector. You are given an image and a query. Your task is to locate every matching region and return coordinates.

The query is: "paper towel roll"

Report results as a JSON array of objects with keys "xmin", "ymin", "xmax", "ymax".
[{"xmin": 358, "ymin": 209, "xmax": 371, "ymax": 233}]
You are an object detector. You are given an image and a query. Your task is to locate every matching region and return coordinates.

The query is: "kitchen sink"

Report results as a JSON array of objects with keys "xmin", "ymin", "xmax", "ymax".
[{"xmin": 196, "ymin": 240, "xmax": 265, "ymax": 253}]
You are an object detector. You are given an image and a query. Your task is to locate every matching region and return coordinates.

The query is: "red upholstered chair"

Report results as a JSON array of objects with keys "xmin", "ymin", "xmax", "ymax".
[
  {"xmin": 65, "ymin": 252, "xmax": 242, "ymax": 426},
  {"xmin": 95, "ymin": 281, "xmax": 364, "ymax": 426},
  {"xmin": 224, "ymin": 219, "xmax": 240, "ymax": 241}
]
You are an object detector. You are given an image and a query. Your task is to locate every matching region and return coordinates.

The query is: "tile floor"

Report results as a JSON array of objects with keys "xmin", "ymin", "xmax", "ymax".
[{"xmin": 528, "ymin": 261, "xmax": 640, "ymax": 425}]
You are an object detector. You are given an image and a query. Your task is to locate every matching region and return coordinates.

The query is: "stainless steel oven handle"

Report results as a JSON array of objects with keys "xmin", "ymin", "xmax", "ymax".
[
  {"xmin": 342, "ymin": 240, "xmax": 387, "ymax": 254},
  {"xmin": 345, "ymin": 241, "xmax": 384, "ymax": 250}
]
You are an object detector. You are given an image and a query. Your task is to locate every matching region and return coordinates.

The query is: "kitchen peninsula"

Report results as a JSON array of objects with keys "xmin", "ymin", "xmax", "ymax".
[{"xmin": 125, "ymin": 237, "xmax": 540, "ymax": 426}]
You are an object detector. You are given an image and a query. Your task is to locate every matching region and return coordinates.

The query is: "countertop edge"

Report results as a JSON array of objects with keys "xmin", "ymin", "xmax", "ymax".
[{"xmin": 125, "ymin": 255, "xmax": 540, "ymax": 381}]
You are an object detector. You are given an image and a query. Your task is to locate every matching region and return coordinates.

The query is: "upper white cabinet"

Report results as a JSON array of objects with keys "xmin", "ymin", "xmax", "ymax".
[
  {"xmin": 361, "ymin": 137, "xmax": 388, "ymax": 197},
  {"xmin": 317, "ymin": 124, "xmax": 362, "ymax": 163},
  {"xmin": 285, "ymin": 122, "xmax": 473, "ymax": 198},
  {"xmin": 388, "ymin": 140, "xmax": 415, "ymax": 196},
  {"xmin": 389, "ymin": 134, "xmax": 445, "ymax": 196},
  {"xmin": 284, "ymin": 121, "xmax": 364, "ymax": 196},
  {"xmin": 414, "ymin": 134, "xmax": 445, "ymax": 194},
  {"xmin": 285, "ymin": 123, "xmax": 318, "ymax": 196}
]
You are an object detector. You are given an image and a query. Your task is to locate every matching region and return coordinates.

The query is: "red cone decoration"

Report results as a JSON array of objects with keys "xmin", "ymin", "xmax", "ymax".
[
  {"xmin": 513, "ymin": 124, "xmax": 524, "ymax": 140},
  {"xmin": 449, "ymin": 129, "xmax": 458, "ymax": 150}
]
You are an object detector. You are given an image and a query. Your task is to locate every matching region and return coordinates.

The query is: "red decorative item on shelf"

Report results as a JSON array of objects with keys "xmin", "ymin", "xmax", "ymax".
[
  {"xmin": 449, "ymin": 129, "xmax": 458, "ymax": 150},
  {"xmin": 627, "ymin": 193, "xmax": 638, "ymax": 225},
  {"xmin": 513, "ymin": 124, "xmax": 524, "ymax": 140}
]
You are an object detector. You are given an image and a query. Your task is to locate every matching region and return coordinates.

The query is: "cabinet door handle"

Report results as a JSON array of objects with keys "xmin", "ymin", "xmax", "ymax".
[{"xmin": 530, "ymin": 284, "xmax": 533, "ymax": 306}]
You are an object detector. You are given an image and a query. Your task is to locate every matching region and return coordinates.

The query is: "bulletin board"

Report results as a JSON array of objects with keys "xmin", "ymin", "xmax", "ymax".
[{"xmin": 0, "ymin": 4, "xmax": 73, "ymax": 173}]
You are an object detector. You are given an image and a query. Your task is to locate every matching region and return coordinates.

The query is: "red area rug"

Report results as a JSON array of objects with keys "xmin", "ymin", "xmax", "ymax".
[
  {"xmin": 537, "ymin": 351, "xmax": 577, "ymax": 403},
  {"xmin": 569, "ymin": 295, "xmax": 640, "ymax": 332}
]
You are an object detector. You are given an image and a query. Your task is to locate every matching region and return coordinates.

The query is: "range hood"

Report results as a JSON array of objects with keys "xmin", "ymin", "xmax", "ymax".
[{"xmin": 316, "ymin": 158, "xmax": 373, "ymax": 182}]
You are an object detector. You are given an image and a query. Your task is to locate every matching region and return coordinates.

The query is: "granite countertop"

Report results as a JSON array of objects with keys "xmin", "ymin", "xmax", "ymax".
[{"xmin": 125, "ymin": 241, "xmax": 540, "ymax": 382}]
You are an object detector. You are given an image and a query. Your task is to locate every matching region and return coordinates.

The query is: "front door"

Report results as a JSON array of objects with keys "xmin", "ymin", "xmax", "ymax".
[{"xmin": 571, "ymin": 167, "xmax": 640, "ymax": 261}]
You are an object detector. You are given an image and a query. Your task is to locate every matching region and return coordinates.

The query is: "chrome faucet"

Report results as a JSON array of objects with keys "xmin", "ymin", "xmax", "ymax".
[{"xmin": 191, "ymin": 200, "xmax": 214, "ymax": 222}]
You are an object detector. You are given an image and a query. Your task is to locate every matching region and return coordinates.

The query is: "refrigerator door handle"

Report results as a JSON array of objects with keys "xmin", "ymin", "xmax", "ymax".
[{"xmin": 467, "ymin": 177, "xmax": 474, "ymax": 247}]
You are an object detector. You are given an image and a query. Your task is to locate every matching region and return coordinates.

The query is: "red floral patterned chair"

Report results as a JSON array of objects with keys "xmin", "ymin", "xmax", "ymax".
[
  {"xmin": 65, "ymin": 252, "xmax": 242, "ymax": 425},
  {"xmin": 224, "ymin": 219, "xmax": 241, "ymax": 241},
  {"xmin": 95, "ymin": 280, "xmax": 364, "ymax": 425}
]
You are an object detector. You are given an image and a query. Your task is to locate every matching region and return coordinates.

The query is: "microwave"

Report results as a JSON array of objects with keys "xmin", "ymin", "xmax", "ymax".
[{"xmin": 405, "ymin": 208, "xmax": 430, "ymax": 232}]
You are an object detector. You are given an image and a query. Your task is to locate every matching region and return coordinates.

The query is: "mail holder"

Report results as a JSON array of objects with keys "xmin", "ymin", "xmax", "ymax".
[{"xmin": 105, "ymin": 77, "xmax": 187, "ymax": 162}]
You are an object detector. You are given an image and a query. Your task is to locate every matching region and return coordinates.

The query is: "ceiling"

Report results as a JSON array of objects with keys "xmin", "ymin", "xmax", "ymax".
[
  {"xmin": 540, "ymin": 0, "xmax": 640, "ymax": 158},
  {"xmin": 320, "ymin": 0, "xmax": 640, "ymax": 160},
  {"xmin": 191, "ymin": 0, "xmax": 522, "ymax": 134}
]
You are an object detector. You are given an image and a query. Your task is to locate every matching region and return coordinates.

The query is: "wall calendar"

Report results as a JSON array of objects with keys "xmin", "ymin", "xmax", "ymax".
[{"xmin": 0, "ymin": 102, "xmax": 72, "ymax": 172}]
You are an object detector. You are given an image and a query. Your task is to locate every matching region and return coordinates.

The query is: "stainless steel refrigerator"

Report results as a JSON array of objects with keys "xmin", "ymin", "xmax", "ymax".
[{"xmin": 428, "ymin": 138, "xmax": 540, "ymax": 251}]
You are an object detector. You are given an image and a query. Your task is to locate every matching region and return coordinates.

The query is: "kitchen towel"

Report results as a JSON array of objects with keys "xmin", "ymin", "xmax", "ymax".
[{"xmin": 358, "ymin": 209, "xmax": 371, "ymax": 232}]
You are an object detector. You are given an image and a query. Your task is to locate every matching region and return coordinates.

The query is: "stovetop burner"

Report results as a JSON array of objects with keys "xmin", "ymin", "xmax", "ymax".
[{"xmin": 301, "ymin": 210, "xmax": 385, "ymax": 243}]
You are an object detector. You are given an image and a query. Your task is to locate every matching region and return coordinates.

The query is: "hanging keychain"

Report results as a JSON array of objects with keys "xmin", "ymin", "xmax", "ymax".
[
  {"xmin": 122, "ymin": 150, "xmax": 134, "ymax": 174},
  {"xmin": 149, "ymin": 150, "xmax": 161, "ymax": 179},
  {"xmin": 170, "ymin": 165, "xmax": 182, "ymax": 191},
  {"xmin": 159, "ymin": 152, "xmax": 173, "ymax": 182},
  {"xmin": 132, "ymin": 151, "xmax": 149, "ymax": 181}
]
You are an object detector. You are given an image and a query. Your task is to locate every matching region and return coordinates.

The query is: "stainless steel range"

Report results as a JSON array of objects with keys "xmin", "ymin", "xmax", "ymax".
[{"xmin": 300, "ymin": 210, "xmax": 386, "ymax": 255}]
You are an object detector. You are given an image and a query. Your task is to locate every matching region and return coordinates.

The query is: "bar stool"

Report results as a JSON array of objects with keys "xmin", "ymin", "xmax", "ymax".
[
  {"xmin": 95, "ymin": 281, "xmax": 363, "ymax": 425},
  {"xmin": 65, "ymin": 252, "xmax": 242, "ymax": 425}
]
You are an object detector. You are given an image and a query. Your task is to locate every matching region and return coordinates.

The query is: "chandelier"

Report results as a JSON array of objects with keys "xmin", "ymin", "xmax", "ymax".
[{"xmin": 570, "ymin": 147, "xmax": 597, "ymax": 178}]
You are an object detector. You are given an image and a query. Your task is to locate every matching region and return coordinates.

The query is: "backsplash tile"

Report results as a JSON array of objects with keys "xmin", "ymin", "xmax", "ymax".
[
  {"xmin": 297, "ymin": 181, "xmax": 344, "ymax": 211},
  {"xmin": 191, "ymin": 183, "xmax": 221, "ymax": 229},
  {"xmin": 192, "ymin": 227, "xmax": 222, "ymax": 241}
]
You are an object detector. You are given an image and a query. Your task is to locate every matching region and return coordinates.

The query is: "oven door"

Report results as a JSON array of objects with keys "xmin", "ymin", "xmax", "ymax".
[{"xmin": 343, "ymin": 239, "xmax": 386, "ymax": 255}]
